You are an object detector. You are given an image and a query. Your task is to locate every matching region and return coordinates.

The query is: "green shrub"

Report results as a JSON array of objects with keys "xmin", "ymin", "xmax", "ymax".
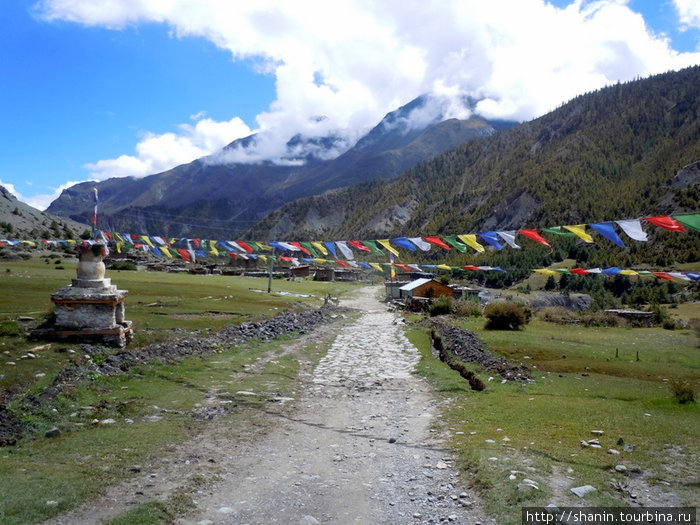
[
  {"xmin": 0, "ymin": 320, "xmax": 21, "ymax": 337},
  {"xmin": 580, "ymin": 311, "xmax": 628, "ymax": 327},
  {"xmin": 429, "ymin": 296, "xmax": 452, "ymax": 317},
  {"xmin": 452, "ymin": 300, "xmax": 482, "ymax": 318},
  {"xmin": 109, "ymin": 260, "xmax": 138, "ymax": 271},
  {"xmin": 483, "ymin": 302, "xmax": 527, "ymax": 330},
  {"xmin": 670, "ymin": 379, "xmax": 695, "ymax": 404}
]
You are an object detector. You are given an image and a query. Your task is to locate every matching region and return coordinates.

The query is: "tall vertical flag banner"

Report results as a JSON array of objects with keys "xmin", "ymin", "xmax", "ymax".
[
  {"xmin": 389, "ymin": 251, "xmax": 396, "ymax": 279},
  {"xmin": 92, "ymin": 188, "xmax": 99, "ymax": 234}
]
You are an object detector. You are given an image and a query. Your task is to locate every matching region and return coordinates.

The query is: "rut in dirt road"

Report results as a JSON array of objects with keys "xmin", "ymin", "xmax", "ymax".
[{"xmin": 185, "ymin": 287, "xmax": 490, "ymax": 525}]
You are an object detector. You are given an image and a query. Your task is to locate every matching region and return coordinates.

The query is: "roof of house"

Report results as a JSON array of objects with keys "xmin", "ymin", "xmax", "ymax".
[{"xmin": 399, "ymin": 278, "xmax": 434, "ymax": 291}]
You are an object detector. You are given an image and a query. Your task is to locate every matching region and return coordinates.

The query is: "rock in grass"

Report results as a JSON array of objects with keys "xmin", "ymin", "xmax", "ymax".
[
  {"xmin": 45, "ymin": 427, "xmax": 61, "ymax": 438},
  {"xmin": 571, "ymin": 485, "xmax": 597, "ymax": 498}
]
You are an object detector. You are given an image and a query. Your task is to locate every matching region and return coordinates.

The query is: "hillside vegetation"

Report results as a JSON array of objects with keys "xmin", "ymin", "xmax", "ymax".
[{"xmin": 247, "ymin": 67, "xmax": 700, "ymax": 254}]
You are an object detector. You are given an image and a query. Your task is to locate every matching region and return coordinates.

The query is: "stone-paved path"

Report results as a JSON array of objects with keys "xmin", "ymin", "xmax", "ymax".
[{"xmin": 183, "ymin": 287, "xmax": 490, "ymax": 525}]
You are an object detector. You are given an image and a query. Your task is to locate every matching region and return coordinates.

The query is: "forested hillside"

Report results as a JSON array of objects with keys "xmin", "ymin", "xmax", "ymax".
[{"xmin": 246, "ymin": 67, "xmax": 700, "ymax": 271}]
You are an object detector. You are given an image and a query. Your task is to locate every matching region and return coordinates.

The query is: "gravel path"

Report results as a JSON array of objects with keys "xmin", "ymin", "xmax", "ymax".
[{"xmin": 183, "ymin": 287, "xmax": 490, "ymax": 525}]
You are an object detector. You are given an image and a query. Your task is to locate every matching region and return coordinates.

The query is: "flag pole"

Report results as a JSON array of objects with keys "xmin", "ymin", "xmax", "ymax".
[{"xmin": 92, "ymin": 188, "xmax": 99, "ymax": 239}]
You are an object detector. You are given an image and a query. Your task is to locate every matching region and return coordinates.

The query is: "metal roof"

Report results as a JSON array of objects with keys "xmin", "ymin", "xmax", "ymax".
[{"xmin": 399, "ymin": 278, "xmax": 433, "ymax": 291}]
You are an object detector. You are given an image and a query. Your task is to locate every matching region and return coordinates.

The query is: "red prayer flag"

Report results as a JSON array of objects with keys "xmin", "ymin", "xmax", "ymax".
[
  {"xmin": 335, "ymin": 260, "xmax": 348, "ymax": 268},
  {"xmin": 289, "ymin": 241, "xmax": 310, "ymax": 255},
  {"xmin": 236, "ymin": 241, "xmax": 254, "ymax": 253},
  {"xmin": 348, "ymin": 240, "xmax": 371, "ymax": 252},
  {"xmin": 644, "ymin": 215, "xmax": 687, "ymax": 232},
  {"xmin": 653, "ymin": 272, "xmax": 674, "ymax": 281},
  {"xmin": 569, "ymin": 268, "xmax": 589, "ymax": 275},
  {"xmin": 461, "ymin": 265, "xmax": 479, "ymax": 271},
  {"xmin": 423, "ymin": 236, "xmax": 451, "ymax": 250},
  {"xmin": 177, "ymin": 248, "xmax": 191, "ymax": 262},
  {"xmin": 518, "ymin": 229, "xmax": 552, "ymax": 248}
]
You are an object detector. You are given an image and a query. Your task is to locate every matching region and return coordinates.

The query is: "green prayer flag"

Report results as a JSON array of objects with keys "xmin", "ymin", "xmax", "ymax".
[{"xmin": 673, "ymin": 213, "xmax": 700, "ymax": 232}]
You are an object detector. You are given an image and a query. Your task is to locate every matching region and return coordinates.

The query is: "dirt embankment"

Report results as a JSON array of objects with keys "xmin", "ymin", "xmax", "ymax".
[{"xmin": 429, "ymin": 318, "xmax": 530, "ymax": 383}]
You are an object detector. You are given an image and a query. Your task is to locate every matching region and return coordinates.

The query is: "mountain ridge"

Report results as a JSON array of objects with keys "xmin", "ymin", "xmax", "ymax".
[
  {"xmin": 244, "ymin": 67, "xmax": 700, "ymax": 246},
  {"xmin": 47, "ymin": 95, "xmax": 508, "ymax": 237}
]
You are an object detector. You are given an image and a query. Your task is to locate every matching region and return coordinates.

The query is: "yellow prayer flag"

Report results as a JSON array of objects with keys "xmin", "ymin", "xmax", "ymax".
[
  {"xmin": 377, "ymin": 239, "xmax": 399, "ymax": 257},
  {"xmin": 457, "ymin": 234, "xmax": 485, "ymax": 253},
  {"xmin": 208, "ymin": 240, "xmax": 219, "ymax": 256},
  {"xmin": 534, "ymin": 269, "xmax": 557, "ymax": 275},
  {"xmin": 311, "ymin": 242, "xmax": 329, "ymax": 256},
  {"xmin": 619, "ymin": 269, "xmax": 638, "ymax": 276},
  {"xmin": 160, "ymin": 246, "xmax": 173, "ymax": 258},
  {"xmin": 563, "ymin": 225, "xmax": 594, "ymax": 243},
  {"xmin": 437, "ymin": 264, "xmax": 452, "ymax": 270},
  {"xmin": 369, "ymin": 263, "xmax": 384, "ymax": 272},
  {"xmin": 139, "ymin": 235, "xmax": 154, "ymax": 248},
  {"xmin": 258, "ymin": 255, "xmax": 267, "ymax": 263}
]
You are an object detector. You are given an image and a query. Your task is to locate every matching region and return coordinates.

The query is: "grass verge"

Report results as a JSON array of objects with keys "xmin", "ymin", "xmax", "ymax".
[{"xmin": 407, "ymin": 315, "xmax": 699, "ymax": 525}]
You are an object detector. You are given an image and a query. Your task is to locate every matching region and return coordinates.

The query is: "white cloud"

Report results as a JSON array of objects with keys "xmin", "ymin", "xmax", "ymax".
[
  {"xmin": 36, "ymin": 0, "xmax": 700, "ymax": 171},
  {"xmin": 674, "ymin": 0, "xmax": 700, "ymax": 30},
  {"xmin": 0, "ymin": 178, "xmax": 85, "ymax": 211},
  {"xmin": 84, "ymin": 116, "xmax": 251, "ymax": 179}
]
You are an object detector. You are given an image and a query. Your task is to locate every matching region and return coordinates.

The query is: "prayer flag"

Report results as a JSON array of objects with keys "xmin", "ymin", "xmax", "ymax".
[
  {"xmin": 311, "ymin": 241, "xmax": 329, "ymax": 256},
  {"xmin": 673, "ymin": 213, "xmax": 700, "ymax": 232},
  {"xmin": 377, "ymin": 239, "xmax": 400, "ymax": 257},
  {"xmin": 563, "ymin": 225, "xmax": 594, "ymax": 243},
  {"xmin": 443, "ymin": 235, "xmax": 468, "ymax": 253},
  {"xmin": 590, "ymin": 222, "xmax": 626, "ymax": 248},
  {"xmin": 497, "ymin": 231, "xmax": 521, "ymax": 249},
  {"xmin": 362, "ymin": 239, "xmax": 385, "ymax": 256},
  {"xmin": 644, "ymin": 215, "xmax": 687, "ymax": 232},
  {"xmin": 479, "ymin": 232, "xmax": 503, "ymax": 250},
  {"xmin": 335, "ymin": 241, "xmax": 354, "ymax": 259},
  {"xmin": 616, "ymin": 219, "xmax": 648, "ymax": 241},
  {"xmin": 391, "ymin": 237, "xmax": 418, "ymax": 251},
  {"xmin": 423, "ymin": 236, "xmax": 451, "ymax": 250},
  {"xmin": 407, "ymin": 237, "xmax": 432, "ymax": 251},
  {"xmin": 456, "ymin": 234, "xmax": 485, "ymax": 253},
  {"xmin": 518, "ymin": 229, "xmax": 551, "ymax": 248}
]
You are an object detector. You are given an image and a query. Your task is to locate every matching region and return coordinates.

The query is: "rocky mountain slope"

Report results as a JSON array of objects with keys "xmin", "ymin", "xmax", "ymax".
[
  {"xmin": 47, "ymin": 96, "xmax": 511, "ymax": 237},
  {"xmin": 0, "ymin": 186, "xmax": 89, "ymax": 241}
]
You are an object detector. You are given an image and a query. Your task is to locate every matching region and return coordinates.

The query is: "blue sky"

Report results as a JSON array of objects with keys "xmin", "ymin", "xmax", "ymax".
[{"xmin": 1, "ymin": 0, "xmax": 699, "ymax": 210}]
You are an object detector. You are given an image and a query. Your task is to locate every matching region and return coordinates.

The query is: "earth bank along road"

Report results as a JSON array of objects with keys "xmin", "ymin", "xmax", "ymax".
[{"xmin": 184, "ymin": 287, "xmax": 490, "ymax": 525}]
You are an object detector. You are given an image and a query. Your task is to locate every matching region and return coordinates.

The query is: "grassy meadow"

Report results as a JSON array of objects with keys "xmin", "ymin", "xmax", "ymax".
[
  {"xmin": 0, "ymin": 255, "xmax": 698, "ymax": 524},
  {"xmin": 409, "ymin": 313, "xmax": 699, "ymax": 524}
]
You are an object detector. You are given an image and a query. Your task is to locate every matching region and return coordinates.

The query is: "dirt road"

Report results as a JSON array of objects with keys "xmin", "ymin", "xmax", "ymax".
[
  {"xmin": 46, "ymin": 286, "xmax": 490, "ymax": 525},
  {"xmin": 183, "ymin": 287, "xmax": 488, "ymax": 525}
]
